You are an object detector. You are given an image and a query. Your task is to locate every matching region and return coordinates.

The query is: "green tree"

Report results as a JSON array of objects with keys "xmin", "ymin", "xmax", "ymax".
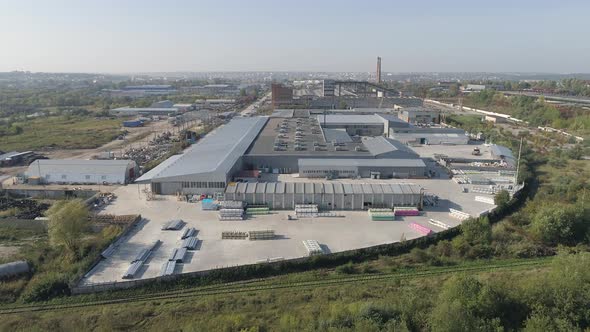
[
  {"xmin": 46, "ymin": 199, "xmax": 89, "ymax": 257},
  {"xmin": 430, "ymin": 276, "xmax": 504, "ymax": 331},
  {"xmin": 494, "ymin": 190, "xmax": 511, "ymax": 209},
  {"xmin": 529, "ymin": 204, "xmax": 589, "ymax": 245},
  {"xmin": 462, "ymin": 217, "xmax": 492, "ymax": 245}
]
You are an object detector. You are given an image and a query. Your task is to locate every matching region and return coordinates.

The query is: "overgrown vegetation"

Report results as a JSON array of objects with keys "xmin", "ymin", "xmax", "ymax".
[
  {"xmin": 1, "ymin": 252, "xmax": 588, "ymax": 331},
  {"xmin": 0, "ymin": 115, "xmax": 123, "ymax": 151},
  {"xmin": 0, "ymin": 200, "xmax": 122, "ymax": 304},
  {"xmin": 464, "ymin": 90, "xmax": 590, "ymax": 136}
]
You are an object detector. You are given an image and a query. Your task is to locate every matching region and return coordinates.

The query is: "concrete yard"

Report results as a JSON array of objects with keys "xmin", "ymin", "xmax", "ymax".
[{"xmin": 81, "ymin": 172, "xmax": 495, "ymax": 285}]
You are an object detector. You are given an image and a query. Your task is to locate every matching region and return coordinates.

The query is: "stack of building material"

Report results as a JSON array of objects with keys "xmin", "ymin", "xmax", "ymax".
[
  {"xmin": 248, "ymin": 230, "xmax": 275, "ymax": 240},
  {"xmin": 246, "ymin": 207, "xmax": 270, "ymax": 215},
  {"xmin": 219, "ymin": 200, "xmax": 244, "ymax": 209},
  {"xmin": 201, "ymin": 198, "xmax": 218, "ymax": 210},
  {"xmin": 123, "ymin": 261, "xmax": 143, "ymax": 279},
  {"xmin": 101, "ymin": 244, "xmax": 116, "ymax": 258},
  {"xmin": 159, "ymin": 260, "xmax": 177, "ymax": 276},
  {"xmin": 218, "ymin": 208, "xmax": 244, "ymax": 220},
  {"xmin": 368, "ymin": 208, "xmax": 395, "ymax": 221},
  {"xmin": 471, "ymin": 186, "xmax": 495, "ymax": 195},
  {"xmin": 133, "ymin": 249, "xmax": 151, "ymax": 263},
  {"xmin": 428, "ymin": 219, "xmax": 451, "ymax": 230},
  {"xmin": 302, "ymin": 240, "xmax": 324, "ymax": 256},
  {"xmin": 475, "ymin": 196, "xmax": 495, "ymax": 205},
  {"xmin": 180, "ymin": 227, "xmax": 198, "ymax": 239},
  {"xmin": 182, "ymin": 236, "xmax": 199, "ymax": 250},
  {"xmin": 295, "ymin": 204, "xmax": 318, "ymax": 218},
  {"xmin": 169, "ymin": 247, "xmax": 188, "ymax": 262},
  {"xmin": 161, "ymin": 219, "xmax": 185, "ymax": 230},
  {"xmin": 394, "ymin": 207, "xmax": 420, "ymax": 216},
  {"xmin": 409, "ymin": 222, "xmax": 433, "ymax": 236},
  {"xmin": 221, "ymin": 231, "xmax": 248, "ymax": 239},
  {"xmin": 449, "ymin": 208, "xmax": 471, "ymax": 221}
]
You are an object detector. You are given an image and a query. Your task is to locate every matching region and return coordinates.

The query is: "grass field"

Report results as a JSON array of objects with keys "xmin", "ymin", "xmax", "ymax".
[
  {"xmin": 0, "ymin": 257, "xmax": 555, "ymax": 331},
  {"xmin": 0, "ymin": 115, "xmax": 123, "ymax": 151}
]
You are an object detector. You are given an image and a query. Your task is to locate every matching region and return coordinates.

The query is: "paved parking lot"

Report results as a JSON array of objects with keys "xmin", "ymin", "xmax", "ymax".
[{"xmin": 81, "ymin": 174, "xmax": 495, "ymax": 285}]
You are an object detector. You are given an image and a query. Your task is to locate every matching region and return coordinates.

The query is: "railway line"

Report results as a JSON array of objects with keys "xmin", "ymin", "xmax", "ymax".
[{"xmin": 0, "ymin": 257, "xmax": 551, "ymax": 315}]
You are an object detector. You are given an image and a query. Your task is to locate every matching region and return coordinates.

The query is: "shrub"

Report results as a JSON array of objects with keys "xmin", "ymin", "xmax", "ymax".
[
  {"xmin": 336, "ymin": 261, "xmax": 357, "ymax": 274},
  {"xmin": 20, "ymin": 272, "xmax": 70, "ymax": 303}
]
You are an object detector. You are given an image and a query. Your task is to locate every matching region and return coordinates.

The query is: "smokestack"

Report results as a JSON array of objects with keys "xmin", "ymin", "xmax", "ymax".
[{"xmin": 376, "ymin": 57, "xmax": 382, "ymax": 84}]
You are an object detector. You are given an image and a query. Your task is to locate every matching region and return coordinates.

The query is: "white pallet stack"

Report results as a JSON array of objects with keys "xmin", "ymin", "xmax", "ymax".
[
  {"xmin": 302, "ymin": 240, "xmax": 324, "ymax": 256},
  {"xmin": 248, "ymin": 230, "xmax": 275, "ymax": 240},
  {"xmin": 219, "ymin": 200, "xmax": 245, "ymax": 209},
  {"xmin": 428, "ymin": 219, "xmax": 451, "ymax": 230},
  {"xmin": 475, "ymin": 196, "xmax": 496, "ymax": 205},
  {"xmin": 449, "ymin": 208, "xmax": 471, "ymax": 221},
  {"xmin": 219, "ymin": 208, "xmax": 244, "ymax": 220},
  {"xmin": 295, "ymin": 204, "xmax": 319, "ymax": 218}
]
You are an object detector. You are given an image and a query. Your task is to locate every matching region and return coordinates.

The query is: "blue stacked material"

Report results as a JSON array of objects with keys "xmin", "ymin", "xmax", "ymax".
[
  {"xmin": 161, "ymin": 219, "xmax": 184, "ymax": 230},
  {"xmin": 123, "ymin": 261, "xmax": 143, "ymax": 279},
  {"xmin": 180, "ymin": 227, "xmax": 198, "ymax": 239},
  {"xmin": 201, "ymin": 199, "xmax": 218, "ymax": 210},
  {"xmin": 160, "ymin": 261, "xmax": 176, "ymax": 276},
  {"xmin": 123, "ymin": 120, "xmax": 144, "ymax": 127},
  {"xmin": 182, "ymin": 236, "xmax": 199, "ymax": 250}
]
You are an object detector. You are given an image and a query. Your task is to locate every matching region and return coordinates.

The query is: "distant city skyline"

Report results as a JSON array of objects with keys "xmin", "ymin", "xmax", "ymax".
[{"xmin": 1, "ymin": 0, "xmax": 589, "ymax": 73}]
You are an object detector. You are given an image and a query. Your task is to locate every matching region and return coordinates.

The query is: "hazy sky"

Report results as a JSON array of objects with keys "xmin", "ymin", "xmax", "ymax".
[{"xmin": 1, "ymin": 0, "xmax": 589, "ymax": 73}]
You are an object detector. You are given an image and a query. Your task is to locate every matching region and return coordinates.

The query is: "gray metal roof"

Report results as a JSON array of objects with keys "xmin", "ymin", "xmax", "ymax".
[
  {"xmin": 0, "ymin": 151, "xmax": 33, "ymax": 161},
  {"xmin": 135, "ymin": 117, "xmax": 268, "ymax": 182},
  {"xmin": 298, "ymin": 158, "xmax": 426, "ymax": 168},
  {"xmin": 317, "ymin": 114, "xmax": 386, "ymax": 126},
  {"xmin": 27, "ymin": 159, "xmax": 135, "ymax": 177},
  {"xmin": 362, "ymin": 137, "xmax": 418, "ymax": 157},
  {"xmin": 323, "ymin": 128, "xmax": 353, "ymax": 143},
  {"xmin": 490, "ymin": 144, "xmax": 514, "ymax": 159}
]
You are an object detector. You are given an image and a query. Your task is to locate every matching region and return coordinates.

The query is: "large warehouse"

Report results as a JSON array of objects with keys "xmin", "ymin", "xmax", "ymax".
[
  {"xmin": 26, "ymin": 159, "xmax": 138, "ymax": 185},
  {"xmin": 137, "ymin": 114, "xmax": 428, "ymax": 196},
  {"xmin": 136, "ymin": 117, "xmax": 268, "ymax": 195},
  {"xmin": 224, "ymin": 182, "xmax": 423, "ymax": 210}
]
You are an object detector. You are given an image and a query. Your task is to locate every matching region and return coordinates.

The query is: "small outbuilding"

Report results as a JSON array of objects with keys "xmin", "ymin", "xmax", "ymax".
[{"xmin": 26, "ymin": 159, "xmax": 138, "ymax": 185}]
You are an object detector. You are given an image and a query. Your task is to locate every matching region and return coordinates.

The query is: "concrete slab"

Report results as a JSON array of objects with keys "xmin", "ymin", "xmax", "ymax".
[{"xmin": 81, "ymin": 175, "xmax": 495, "ymax": 285}]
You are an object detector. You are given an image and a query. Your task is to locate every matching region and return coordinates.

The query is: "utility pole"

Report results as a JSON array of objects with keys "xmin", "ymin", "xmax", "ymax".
[{"xmin": 515, "ymin": 137, "xmax": 523, "ymax": 185}]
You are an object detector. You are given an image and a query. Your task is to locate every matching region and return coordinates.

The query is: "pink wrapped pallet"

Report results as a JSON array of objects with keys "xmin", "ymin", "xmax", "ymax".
[
  {"xmin": 395, "ymin": 209, "xmax": 420, "ymax": 216},
  {"xmin": 409, "ymin": 222, "xmax": 433, "ymax": 235},
  {"xmin": 394, "ymin": 207, "xmax": 420, "ymax": 216}
]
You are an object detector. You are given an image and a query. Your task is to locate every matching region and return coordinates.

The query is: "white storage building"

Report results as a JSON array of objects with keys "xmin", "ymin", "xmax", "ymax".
[
  {"xmin": 26, "ymin": 159, "xmax": 138, "ymax": 185},
  {"xmin": 224, "ymin": 182, "xmax": 423, "ymax": 210}
]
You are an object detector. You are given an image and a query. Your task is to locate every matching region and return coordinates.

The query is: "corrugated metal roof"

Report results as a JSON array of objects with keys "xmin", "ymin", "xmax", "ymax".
[
  {"xmin": 298, "ymin": 158, "xmax": 426, "ymax": 168},
  {"xmin": 27, "ymin": 159, "xmax": 134, "ymax": 177},
  {"xmin": 490, "ymin": 144, "xmax": 514, "ymax": 159},
  {"xmin": 323, "ymin": 128, "xmax": 353, "ymax": 143},
  {"xmin": 316, "ymin": 114, "xmax": 385, "ymax": 125},
  {"xmin": 135, "ymin": 117, "xmax": 267, "ymax": 182},
  {"xmin": 363, "ymin": 137, "xmax": 418, "ymax": 157},
  {"xmin": 225, "ymin": 182, "xmax": 422, "ymax": 196}
]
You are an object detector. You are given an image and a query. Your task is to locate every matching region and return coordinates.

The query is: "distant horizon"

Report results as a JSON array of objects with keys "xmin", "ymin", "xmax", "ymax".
[
  {"xmin": 1, "ymin": 0, "xmax": 589, "ymax": 73},
  {"xmin": 4, "ymin": 70, "xmax": 590, "ymax": 75}
]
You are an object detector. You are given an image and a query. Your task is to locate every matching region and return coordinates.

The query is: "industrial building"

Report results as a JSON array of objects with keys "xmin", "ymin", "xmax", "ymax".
[
  {"xmin": 26, "ymin": 159, "xmax": 138, "ymax": 185},
  {"xmin": 389, "ymin": 127, "xmax": 469, "ymax": 145},
  {"xmin": 136, "ymin": 117, "xmax": 268, "ymax": 195},
  {"xmin": 137, "ymin": 112, "xmax": 429, "ymax": 197},
  {"xmin": 0, "ymin": 151, "xmax": 44, "ymax": 167},
  {"xmin": 224, "ymin": 182, "xmax": 423, "ymax": 210},
  {"xmin": 110, "ymin": 107, "xmax": 182, "ymax": 117},
  {"xmin": 104, "ymin": 85, "xmax": 177, "ymax": 98},
  {"xmin": 398, "ymin": 107, "xmax": 441, "ymax": 124}
]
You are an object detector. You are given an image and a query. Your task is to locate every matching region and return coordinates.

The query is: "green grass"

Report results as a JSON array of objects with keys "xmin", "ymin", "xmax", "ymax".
[
  {"xmin": 0, "ymin": 258, "xmax": 554, "ymax": 331},
  {"xmin": 0, "ymin": 219, "xmax": 47, "ymax": 244},
  {"xmin": 0, "ymin": 115, "xmax": 123, "ymax": 150}
]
